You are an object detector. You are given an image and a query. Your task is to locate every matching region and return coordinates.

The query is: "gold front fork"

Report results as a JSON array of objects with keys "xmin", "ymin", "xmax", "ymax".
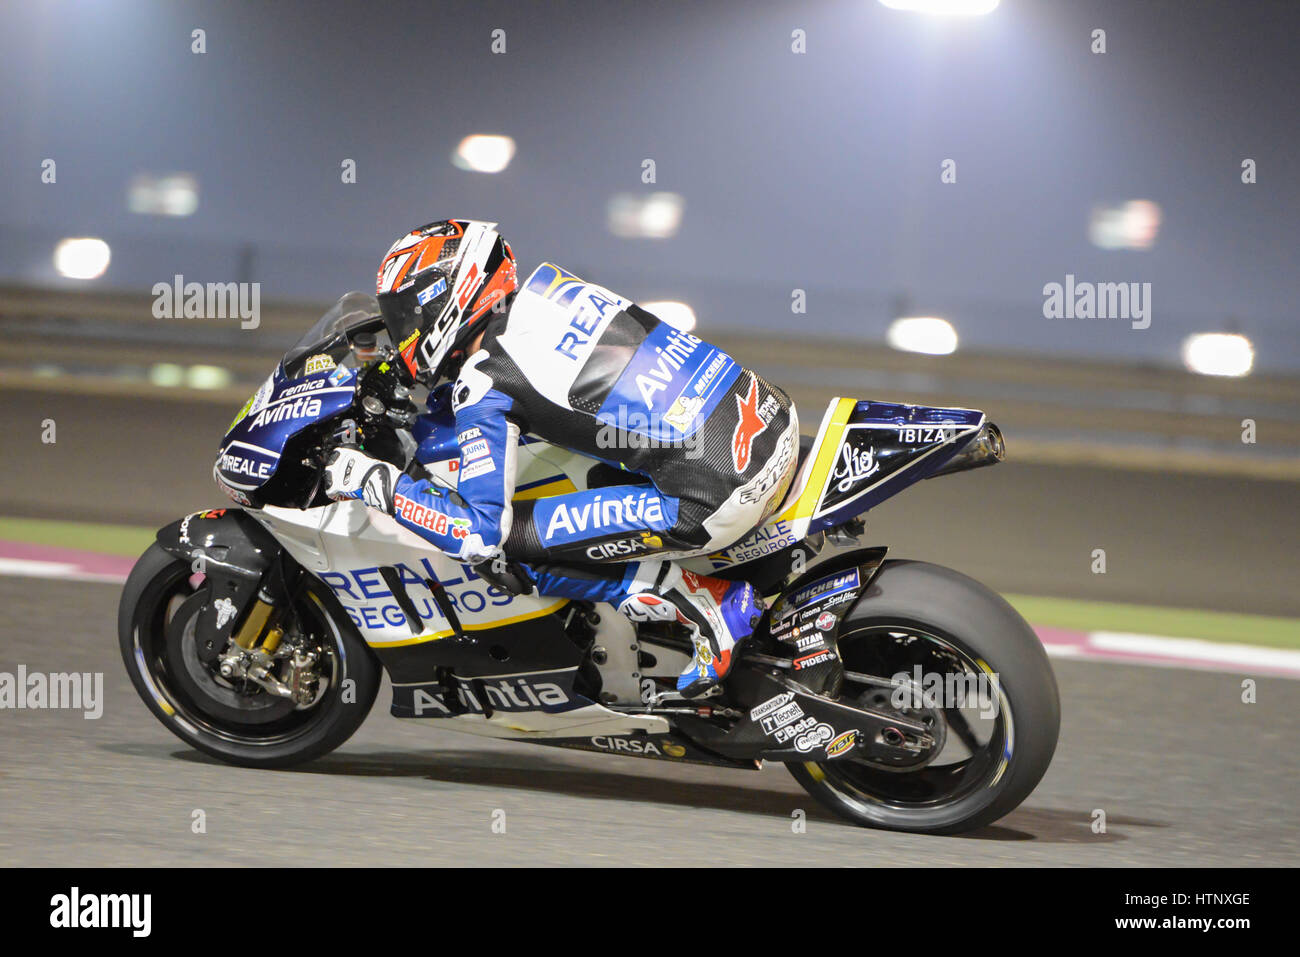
[
  {"xmin": 232, "ymin": 596, "xmax": 276, "ymax": 649},
  {"xmin": 259, "ymin": 627, "xmax": 284, "ymax": 653}
]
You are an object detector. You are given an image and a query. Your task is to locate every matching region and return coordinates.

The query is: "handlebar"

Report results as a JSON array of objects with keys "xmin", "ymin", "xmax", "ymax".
[
  {"xmin": 295, "ymin": 354, "xmax": 421, "ymax": 510},
  {"xmin": 300, "ymin": 418, "xmax": 362, "ymax": 509}
]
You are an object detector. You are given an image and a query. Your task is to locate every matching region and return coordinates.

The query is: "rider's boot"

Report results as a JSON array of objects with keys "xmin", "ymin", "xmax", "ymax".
[{"xmin": 616, "ymin": 563, "xmax": 764, "ymax": 698}]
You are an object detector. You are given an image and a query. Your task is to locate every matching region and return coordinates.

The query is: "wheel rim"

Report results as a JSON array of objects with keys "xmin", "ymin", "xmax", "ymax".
[
  {"xmin": 130, "ymin": 563, "xmax": 345, "ymax": 748},
  {"xmin": 809, "ymin": 623, "xmax": 1015, "ymax": 815}
]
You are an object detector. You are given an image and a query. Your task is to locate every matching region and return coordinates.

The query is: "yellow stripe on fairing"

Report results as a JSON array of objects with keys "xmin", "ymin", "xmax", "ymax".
[
  {"xmin": 365, "ymin": 598, "xmax": 571, "ymax": 647},
  {"xmin": 778, "ymin": 397, "xmax": 857, "ymax": 524},
  {"xmin": 511, "ymin": 477, "xmax": 578, "ymax": 502}
]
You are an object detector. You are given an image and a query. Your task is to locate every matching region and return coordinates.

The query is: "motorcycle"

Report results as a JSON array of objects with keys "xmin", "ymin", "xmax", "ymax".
[{"xmin": 119, "ymin": 292, "xmax": 1060, "ymax": 834}]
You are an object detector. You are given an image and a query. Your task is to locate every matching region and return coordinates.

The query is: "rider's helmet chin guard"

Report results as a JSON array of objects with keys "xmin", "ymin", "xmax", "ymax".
[{"xmin": 375, "ymin": 219, "xmax": 518, "ymax": 385}]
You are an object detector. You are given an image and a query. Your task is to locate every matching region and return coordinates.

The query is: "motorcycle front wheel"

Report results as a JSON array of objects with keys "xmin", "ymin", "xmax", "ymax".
[{"xmin": 118, "ymin": 543, "xmax": 380, "ymax": 768}]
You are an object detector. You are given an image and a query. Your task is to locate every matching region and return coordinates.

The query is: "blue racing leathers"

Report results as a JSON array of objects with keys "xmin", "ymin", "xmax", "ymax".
[
  {"xmin": 386, "ymin": 262, "xmax": 800, "ymax": 571},
  {"xmin": 373, "ymin": 262, "xmax": 792, "ymax": 694},
  {"xmin": 386, "ymin": 382, "xmax": 521, "ymax": 565}
]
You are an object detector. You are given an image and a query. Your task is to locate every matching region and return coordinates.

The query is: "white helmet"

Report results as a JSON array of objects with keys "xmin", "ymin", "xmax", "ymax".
[{"xmin": 375, "ymin": 219, "xmax": 518, "ymax": 382}]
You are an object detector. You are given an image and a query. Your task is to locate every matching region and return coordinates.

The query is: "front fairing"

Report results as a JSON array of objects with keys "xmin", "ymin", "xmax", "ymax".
[
  {"xmin": 215, "ymin": 363, "xmax": 358, "ymax": 504},
  {"xmin": 214, "ymin": 292, "xmax": 395, "ymax": 506}
]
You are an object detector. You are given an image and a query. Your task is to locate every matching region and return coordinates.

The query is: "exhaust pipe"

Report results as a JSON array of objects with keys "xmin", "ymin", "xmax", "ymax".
[{"xmin": 927, "ymin": 422, "xmax": 1005, "ymax": 478}]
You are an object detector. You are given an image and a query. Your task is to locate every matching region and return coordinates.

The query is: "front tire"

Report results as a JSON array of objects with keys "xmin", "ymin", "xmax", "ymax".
[
  {"xmin": 788, "ymin": 560, "xmax": 1060, "ymax": 834},
  {"xmin": 118, "ymin": 543, "xmax": 381, "ymax": 768}
]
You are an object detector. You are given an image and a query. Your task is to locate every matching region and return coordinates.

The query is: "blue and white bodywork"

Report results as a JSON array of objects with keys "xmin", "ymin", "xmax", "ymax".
[{"xmin": 214, "ymin": 364, "xmax": 357, "ymax": 506}]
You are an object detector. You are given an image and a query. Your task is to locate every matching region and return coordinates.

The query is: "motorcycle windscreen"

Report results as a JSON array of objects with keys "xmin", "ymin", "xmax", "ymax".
[{"xmin": 279, "ymin": 291, "xmax": 385, "ymax": 379}]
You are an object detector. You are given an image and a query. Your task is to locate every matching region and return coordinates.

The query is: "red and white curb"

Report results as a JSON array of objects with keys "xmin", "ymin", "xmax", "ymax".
[
  {"xmin": 0, "ymin": 540, "xmax": 136, "ymax": 584},
  {"xmin": 1036, "ymin": 626, "xmax": 1300, "ymax": 680},
  {"xmin": 1, "ymin": 539, "xmax": 1297, "ymax": 680}
]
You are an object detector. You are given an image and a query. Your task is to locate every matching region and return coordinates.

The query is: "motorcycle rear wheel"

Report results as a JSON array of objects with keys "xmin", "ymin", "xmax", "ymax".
[{"xmin": 787, "ymin": 560, "xmax": 1060, "ymax": 834}]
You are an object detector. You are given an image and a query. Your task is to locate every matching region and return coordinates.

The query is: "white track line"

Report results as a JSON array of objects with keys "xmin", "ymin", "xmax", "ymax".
[{"xmin": 1043, "ymin": 630, "xmax": 1300, "ymax": 679}]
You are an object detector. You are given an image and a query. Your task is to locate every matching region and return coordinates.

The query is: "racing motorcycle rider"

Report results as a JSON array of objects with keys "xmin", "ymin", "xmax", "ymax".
[{"xmin": 324, "ymin": 220, "xmax": 799, "ymax": 697}]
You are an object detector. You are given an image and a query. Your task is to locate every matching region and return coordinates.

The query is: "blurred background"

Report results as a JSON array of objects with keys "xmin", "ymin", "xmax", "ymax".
[
  {"xmin": 2, "ymin": 0, "xmax": 1297, "ymax": 616},
  {"xmin": 1, "ymin": 0, "xmax": 1298, "ymax": 869}
]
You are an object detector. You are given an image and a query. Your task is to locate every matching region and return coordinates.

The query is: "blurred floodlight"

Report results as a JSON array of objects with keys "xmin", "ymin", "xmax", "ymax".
[
  {"xmin": 452, "ymin": 135, "xmax": 516, "ymax": 173},
  {"xmin": 148, "ymin": 363, "xmax": 185, "ymax": 388},
  {"xmin": 186, "ymin": 365, "xmax": 233, "ymax": 390},
  {"xmin": 1089, "ymin": 200, "xmax": 1162, "ymax": 250},
  {"xmin": 53, "ymin": 237, "xmax": 111, "ymax": 280},
  {"xmin": 879, "ymin": 0, "xmax": 1000, "ymax": 14},
  {"xmin": 888, "ymin": 316, "xmax": 958, "ymax": 355},
  {"xmin": 642, "ymin": 301, "xmax": 697, "ymax": 332},
  {"xmin": 607, "ymin": 192, "xmax": 684, "ymax": 239},
  {"xmin": 128, "ymin": 172, "xmax": 199, "ymax": 216},
  {"xmin": 1181, "ymin": 333, "xmax": 1254, "ymax": 378}
]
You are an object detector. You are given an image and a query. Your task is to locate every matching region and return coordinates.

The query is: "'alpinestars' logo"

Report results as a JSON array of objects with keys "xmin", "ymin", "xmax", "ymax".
[{"xmin": 731, "ymin": 374, "xmax": 768, "ymax": 472}]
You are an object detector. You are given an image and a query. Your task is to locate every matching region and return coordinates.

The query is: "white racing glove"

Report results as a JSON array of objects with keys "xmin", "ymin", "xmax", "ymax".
[{"xmin": 324, "ymin": 447, "xmax": 400, "ymax": 512}]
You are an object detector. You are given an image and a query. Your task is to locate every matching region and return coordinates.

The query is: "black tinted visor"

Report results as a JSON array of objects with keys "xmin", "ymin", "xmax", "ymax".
[
  {"xmin": 382, "ymin": 272, "xmax": 455, "ymax": 342},
  {"xmin": 378, "ymin": 286, "xmax": 421, "ymax": 350}
]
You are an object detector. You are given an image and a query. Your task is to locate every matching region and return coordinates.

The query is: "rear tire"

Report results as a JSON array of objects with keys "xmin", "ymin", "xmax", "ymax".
[
  {"xmin": 118, "ymin": 543, "xmax": 381, "ymax": 769},
  {"xmin": 788, "ymin": 560, "xmax": 1060, "ymax": 834}
]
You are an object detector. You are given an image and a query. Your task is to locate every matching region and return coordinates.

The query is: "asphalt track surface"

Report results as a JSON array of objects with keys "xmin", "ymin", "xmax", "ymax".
[
  {"xmin": 1, "ymin": 574, "xmax": 1296, "ymax": 867},
  {"xmin": 2, "ymin": 388, "xmax": 1298, "ymax": 865}
]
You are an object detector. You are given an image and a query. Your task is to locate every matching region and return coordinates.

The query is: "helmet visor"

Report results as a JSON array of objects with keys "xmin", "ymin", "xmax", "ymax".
[
  {"xmin": 379, "ymin": 272, "xmax": 457, "ymax": 377},
  {"xmin": 378, "ymin": 286, "xmax": 420, "ymax": 352}
]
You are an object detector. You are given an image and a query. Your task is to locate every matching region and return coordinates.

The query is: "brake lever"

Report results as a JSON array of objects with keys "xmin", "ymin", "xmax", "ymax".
[
  {"xmin": 301, "ymin": 419, "xmax": 360, "ymax": 509},
  {"xmin": 302, "ymin": 467, "xmax": 325, "ymax": 510}
]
